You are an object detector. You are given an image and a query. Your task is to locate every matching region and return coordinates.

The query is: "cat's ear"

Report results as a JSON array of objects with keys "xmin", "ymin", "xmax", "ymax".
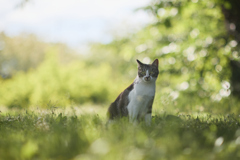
[
  {"xmin": 136, "ymin": 59, "xmax": 143, "ymax": 67},
  {"xmin": 152, "ymin": 59, "xmax": 159, "ymax": 67}
]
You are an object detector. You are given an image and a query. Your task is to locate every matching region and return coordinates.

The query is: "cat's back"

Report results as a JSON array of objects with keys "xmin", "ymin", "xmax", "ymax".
[
  {"xmin": 107, "ymin": 83, "xmax": 134, "ymax": 119},
  {"xmin": 116, "ymin": 83, "xmax": 134, "ymax": 103}
]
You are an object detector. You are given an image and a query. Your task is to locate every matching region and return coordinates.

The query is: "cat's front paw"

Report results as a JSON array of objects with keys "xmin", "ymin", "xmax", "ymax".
[{"xmin": 145, "ymin": 113, "xmax": 152, "ymax": 126}]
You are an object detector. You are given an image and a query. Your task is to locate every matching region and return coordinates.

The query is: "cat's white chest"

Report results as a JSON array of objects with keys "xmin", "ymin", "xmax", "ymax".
[
  {"xmin": 134, "ymin": 82, "xmax": 156, "ymax": 96},
  {"xmin": 128, "ymin": 83, "xmax": 155, "ymax": 108},
  {"xmin": 127, "ymin": 81, "xmax": 155, "ymax": 123}
]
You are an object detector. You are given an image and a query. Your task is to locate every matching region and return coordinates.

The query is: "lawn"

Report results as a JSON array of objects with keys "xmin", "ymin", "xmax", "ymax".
[{"xmin": 0, "ymin": 106, "xmax": 240, "ymax": 160}]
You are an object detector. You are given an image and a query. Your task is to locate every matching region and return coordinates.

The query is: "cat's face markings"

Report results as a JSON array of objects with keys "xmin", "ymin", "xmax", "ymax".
[{"xmin": 136, "ymin": 59, "xmax": 159, "ymax": 82}]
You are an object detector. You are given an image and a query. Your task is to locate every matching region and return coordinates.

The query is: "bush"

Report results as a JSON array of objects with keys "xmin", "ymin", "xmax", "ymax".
[{"xmin": 0, "ymin": 48, "xmax": 120, "ymax": 108}]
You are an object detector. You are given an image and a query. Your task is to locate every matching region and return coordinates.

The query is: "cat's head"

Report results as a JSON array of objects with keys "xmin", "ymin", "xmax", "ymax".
[{"xmin": 136, "ymin": 59, "xmax": 159, "ymax": 83}]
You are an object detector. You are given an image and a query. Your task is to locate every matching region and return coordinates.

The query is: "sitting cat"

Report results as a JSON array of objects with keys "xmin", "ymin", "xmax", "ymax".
[{"xmin": 107, "ymin": 59, "xmax": 159, "ymax": 125}]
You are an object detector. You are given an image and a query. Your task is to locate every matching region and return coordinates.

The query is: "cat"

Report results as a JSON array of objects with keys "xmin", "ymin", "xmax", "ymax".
[{"xmin": 107, "ymin": 59, "xmax": 159, "ymax": 125}]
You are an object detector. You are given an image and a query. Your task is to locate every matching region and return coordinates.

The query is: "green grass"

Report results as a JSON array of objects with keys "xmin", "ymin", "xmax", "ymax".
[{"xmin": 0, "ymin": 107, "xmax": 240, "ymax": 160}]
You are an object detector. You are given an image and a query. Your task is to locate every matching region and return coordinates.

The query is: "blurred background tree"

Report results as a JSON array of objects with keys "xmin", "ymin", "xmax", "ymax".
[
  {"xmin": 0, "ymin": 32, "xmax": 78, "ymax": 78},
  {"xmin": 220, "ymin": 0, "xmax": 240, "ymax": 96},
  {"xmin": 89, "ymin": 0, "xmax": 240, "ymax": 112},
  {"xmin": 0, "ymin": 33, "xmax": 45, "ymax": 78},
  {"xmin": 1, "ymin": 0, "xmax": 240, "ymax": 112}
]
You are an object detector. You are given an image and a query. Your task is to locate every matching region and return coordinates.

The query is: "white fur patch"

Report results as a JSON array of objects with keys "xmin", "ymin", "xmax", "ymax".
[
  {"xmin": 145, "ymin": 113, "xmax": 152, "ymax": 126},
  {"xmin": 127, "ymin": 76, "xmax": 156, "ymax": 124},
  {"xmin": 146, "ymin": 70, "xmax": 149, "ymax": 77}
]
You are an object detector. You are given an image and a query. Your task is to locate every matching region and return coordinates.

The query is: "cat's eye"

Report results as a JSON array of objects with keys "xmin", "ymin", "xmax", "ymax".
[{"xmin": 140, "ymin": 68, "xmax": 146, "ymax": 73}]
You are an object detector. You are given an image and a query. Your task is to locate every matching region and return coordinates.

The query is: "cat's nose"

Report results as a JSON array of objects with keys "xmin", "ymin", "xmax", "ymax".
[{"xmin": 144, "ymin": 76, "xmax": 150, "ymax": 81}]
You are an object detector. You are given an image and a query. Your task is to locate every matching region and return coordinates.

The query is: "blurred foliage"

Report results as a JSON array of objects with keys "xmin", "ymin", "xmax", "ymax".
[
  {"xmin": 1, "ymin": 1, "xmax": 240, "ymax": 159},
  {"xmin": 0, "ymin": 33, "xmax": 45, "ymax": 78},
  {"xmin": 0, "ymin": 47, "xmax": 125, "ymax": 108},
  {"xmin": 90, "ymin": 0, "xmax": 240, "ymax": 108},
  {"xmin": 0, "ymin": 32, "xmax": 77, "ymax": 78},
  {"xmin": 1, "ymin": 110, "xmax": 240, "ymax": 159},
  {"xmin": 1, "ymin": 0, "xmax": 240, "ymax": 111}
]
